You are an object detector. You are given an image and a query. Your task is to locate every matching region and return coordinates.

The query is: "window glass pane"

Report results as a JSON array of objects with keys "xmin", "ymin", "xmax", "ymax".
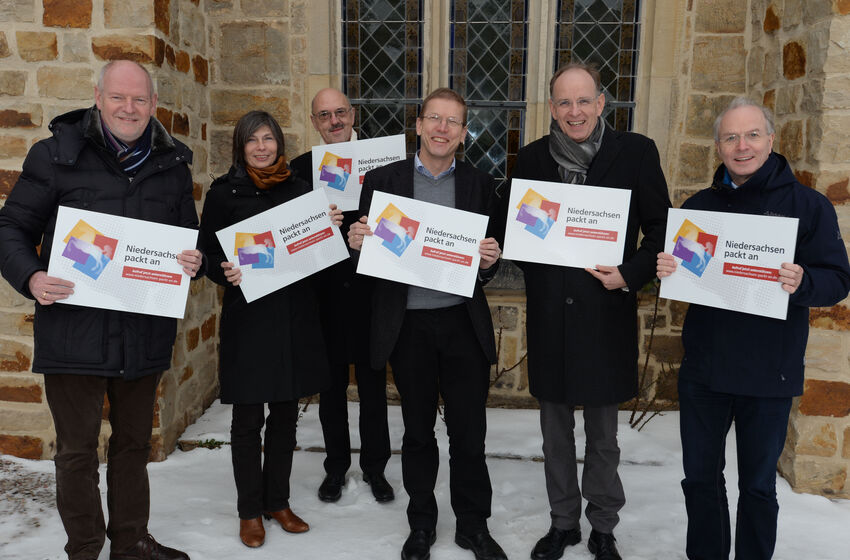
[
  {"xmin": 342, "ymin": 0, "xmax": 422, "ymax": 154},
  {"xmin": 450, "ymin": 0, "xmax": 527, "ymax": 183},
  {"xmin": 555, "ymin": 0, "xmax": 640, "ymax": 131}
]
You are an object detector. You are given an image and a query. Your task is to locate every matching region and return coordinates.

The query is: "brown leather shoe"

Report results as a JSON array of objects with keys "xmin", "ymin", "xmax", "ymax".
[
  {"xmin": 239, "ymin": 517, "xmax": 265, "ymax": 548},
  {"xmin": 264, "ymin": 508, "xmax": 310, "ymax": 533},
  {"xmin": 109, "ymin": 533, "xmax": 189, "ymax": 559}
]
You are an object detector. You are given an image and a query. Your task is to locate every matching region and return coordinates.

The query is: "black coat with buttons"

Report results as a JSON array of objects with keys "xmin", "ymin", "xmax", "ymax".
[
  {"xmin": 0, "ymin": 106, "xmax": 199, "ymax": 379},
  {"xmin": 506, "ymin": 128, "xmax": 671, "ymax": 406},
  {"xmin": 198, "ymin": 165, "xmax": 331, "ymax": 404}
]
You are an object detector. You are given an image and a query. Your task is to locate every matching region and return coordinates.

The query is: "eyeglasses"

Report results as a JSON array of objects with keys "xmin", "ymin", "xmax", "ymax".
[
  {"xmin": 420, "ymin": 114, "xmax": 465, "ymax": 129},
  {"xmin": 552, "ymin": 96, "xmax": 598, "ymax": 110},
  {"xmin": 313, "ymin": 107, "xmax": 352, "ymax": 121},
  {"xmin": 719, "ymin": 130, "xmax": 767, "ymax": 146}
]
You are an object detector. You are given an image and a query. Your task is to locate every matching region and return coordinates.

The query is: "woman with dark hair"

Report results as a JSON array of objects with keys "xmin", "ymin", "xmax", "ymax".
[{"xmin": 199, "ymin": 111, "xmax": 341, "ymax": 548}]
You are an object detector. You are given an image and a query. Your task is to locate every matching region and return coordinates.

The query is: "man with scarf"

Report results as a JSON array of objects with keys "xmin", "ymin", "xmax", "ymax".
[
  {"xmin": 506, "ymin": 62, "xmax": 671, "ymax": 560},
  {"xmin": 0, "ymin": 60, "xmax": 201, "ymax": 560},
  {"xmin": 657, "ymin": 98, "xmax": 850, "ymax": 560}
]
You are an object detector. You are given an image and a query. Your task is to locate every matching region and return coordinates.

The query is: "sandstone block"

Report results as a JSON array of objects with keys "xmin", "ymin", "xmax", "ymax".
[
  {"xmin": 794, "ymin": 169, "xmax": 814, "ymax": 188},
  {"xmin": 0, "ymin": 309, "xmax": 34, "ymax": 336},
  {"xmin": 292, "ymin": 1, "xmax": 307, "ymax": 34},
  {"xmin": 165, "ymin": 44, "xmax": 176, "ymax": 68},
  {"xmin": 0, "ymin": 136, "xmax": 27, "ymax": 158},
  {"xmin": 775, "ymin": 84, "xmax": 802, "ymax": 116},
  {"xmin": 783, "ymin": 41, "xmax": 806, "ymax": 80},
  {"xmin": 178, "ymin": 4, "xmax": 205, "ymax": 49},
  {"xmin": 0, "ymin": 32, "xmax": 9, "ymax": 58},
  {"xmin": 156, "ymin": 107, "xmax": 173, "ymax": 134},
  {"xmin": 839, "ymin": 0, "xmax": 850, "ymax": 15},
  {"xmin": 0, "ymin": 70, "xmax": 27, "ymax": 97},
  {"xmin": 205, "ymin": 0, "xmax": 234, "ymax": 15},
  {"xmin": 0, "ymin": 275, "xmax": 29, "ymax": 306},
  {"xmin": 104, "ymin": 0, "xmax": 153, "ymax": 28},
  {"xmin": 155, "ymin": 0, "xmax": 170, "ymax": 34},
  {"xmin": 172, "ymin": 112, "xmax": 189, "ymax": 136},
  {"xmin": 210, "ymin": 91, "xmax": 290, "ymax": 126},
  {"xmin": 825, "ymin": 178, "xmax": 850, "ymax": 205},
  {"xmin": 800, "ymin": 379, "xmax": 850, "ymax": 417},
  {"xmin": 803, "ymin": 0, "xmax": 833, "ymax": 23},
  {"xmin": 794, "ymin": 421, "xmax": 838, "ymax": 457},
  {"xmin": 1, "ymin": 0, "xmax": 35, "ymax": 23},
  {"xmin": 200, "ymin": 314, "xmax": 216, "ymax": 341},
  {"xmin": 0, "ymin": 434, "xmax": 43, "ymax": 459},
  {"xmin": 491, "ymin": 305, "xmax": 518, "ymax": 330},
  {"xmin": 0, "ymin": 379, "xmax": 42, "ymax": 403},
  {"xmin": 43, "ymin": 0, "xmax": 92, "ymax": 28},
  {"xmin": 825, "ymin": 16, "xmax": 850, "ymax": 73},
  {"xmin": 16, "ymin": 31, "xmax": 58, "ymax": 61},
  {"xmin": 763, "ymin": 49, "xmax": 780, "ymax": 86},
  {"xmin": 186, "ymin": 327, "xmax": 200, "ymax": 351},
  {"xmin": 62, "ymin": 32, "xmax": 89, "ymax": 62},
  {"xmin": 92, "ymin": 34, "xmax": 158, "ymax": 63},
  {"xmin": 0, "ymin": 338, "xmax": 31, "ymax": 372},
  {"xmin": 219, "ymin": 22, "xmax": 291, "ymax": 85},
  {"xmin": 783, "ymin": 0, "xmax": 803, "ymax": 28},
  {"xmin": 646, "ymin": 334, "xmax": 684, "ymax": 364},
  {"xmin": 762, "ymin": 89, "xmax": 776, "ymax": 112},
  {"xmin": 747, "ymin": 45, "xmax": 764, "ymax": 90},
  {"xmin": 175, "ymin": 50, "xmax": 190, "ymax": 73},
  {"xmin": 677, "ymin": 143, "xmax": 711, "ymax": 185},
  {"xmin": 695, "ymin": 0, "xmax": 745, "ymax": 33},
  {"xmin": 209, "ymin": 129, "xmax": 231, "ymax": 174},
  {"xmin": 192, "ymin": 55, "xmax": 208, "ymax": 85},
  {"xmin": 822, "ymin": 75, "xmax": 850, "ymax": 109},
  {"xmin": 844, "ymin": 427, "xmax": 850, "ymax": 458},
  {"xmin": 242, "ymin": 0, "xmax": 289, "ymax": 16},
  {"xmin": 763, "ymin": 4, "xmax": 780, "ymax": 32},
  {"xmin": 780, "ymin": 457, "xmax": 847, "ymax": 496},
  {"xmin": 804, "ymin": 330, "xmax": 847, "ymax": 378},
  {"xmin": 686, "ymin": 94, "xmax": 735, "ymax": 138},
  {"xmin": 692, "ymin": 36, "xmax": 745, "ymax": 93},
  {"xmin": 36, "ymin": 67, "xmax": 92, "ymax": 100},
  {"xmin": 815, "ymin": 116, "xmax": 850, "ymax": 165},
  {"xmin": 779, "ymin": 120, "xmax": 804, "ymax": 161},
  {"xmin": 0, "ymin": 404, "xmax": 52, "ymax": 431},
  {"xmin": 809, "ymin": 304, "xmax": 850, "ymax": 330}
]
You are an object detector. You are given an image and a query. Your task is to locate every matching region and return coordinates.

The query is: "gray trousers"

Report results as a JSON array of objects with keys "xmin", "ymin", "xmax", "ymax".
[{"xmin": 539, "ymin": 400, "xmax": 625, "ymax": 534}]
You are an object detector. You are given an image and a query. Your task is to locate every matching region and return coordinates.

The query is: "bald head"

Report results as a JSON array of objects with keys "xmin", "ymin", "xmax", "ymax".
[{"xmin": 310, "ymin": 88, "xmax": 355, "ymax": 144}]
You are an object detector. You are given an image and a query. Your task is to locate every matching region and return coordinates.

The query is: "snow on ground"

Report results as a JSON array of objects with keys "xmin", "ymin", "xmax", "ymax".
[{"xmin": 2, "ymin": 402, "xmax": 849, "ymax": 559}]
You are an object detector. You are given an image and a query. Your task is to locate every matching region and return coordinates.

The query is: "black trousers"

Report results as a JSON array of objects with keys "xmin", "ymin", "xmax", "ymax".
[
  {"xmin": 389, "ymin": 305, "xmax": 493, "ymax": 535},
  {"xmin": 319, "ymin": 361, "xmax": 391, "ymax": 476},
  {"xmin": 230, "ymin": 401, "xmax": 298, "ymax": 519},
  {"xmin": 44, "ymin": 372, "xmax": 161, "ymax": 560}
]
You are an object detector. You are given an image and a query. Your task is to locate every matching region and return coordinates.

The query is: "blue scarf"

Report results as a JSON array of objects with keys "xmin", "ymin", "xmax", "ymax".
[{"xmin": 101, "ymin": 118, "xmax": 153, "ymax": 176}]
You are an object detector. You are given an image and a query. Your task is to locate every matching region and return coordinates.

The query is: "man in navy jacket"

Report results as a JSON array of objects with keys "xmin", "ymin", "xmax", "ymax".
[{"xmin": 657, "ymin": 98, "xmax": 850, "ymax": 560}]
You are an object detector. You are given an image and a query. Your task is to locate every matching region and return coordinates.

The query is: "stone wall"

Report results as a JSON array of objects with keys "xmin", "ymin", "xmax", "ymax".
[{"xmin": 0, "ymin": 0, "xmax": 219, "ymax": 461}]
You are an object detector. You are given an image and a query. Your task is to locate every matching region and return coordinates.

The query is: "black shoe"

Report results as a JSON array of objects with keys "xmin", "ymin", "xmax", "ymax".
[
  {"xmin": 401, "ymin": 529, "xmax": 436, "ymax": 560},
  {"xmin": 455, "ymin": 531, "xmax": 507, "ymax": 560},
  {"xmin": 530, "ymin": 526, "xmax": 581, "ymax": 560},
  {"xmin": 363, "ymin": 471, "xmax": 395, "ymax": 503},
  {"xmin": 587, "ymin": 530, "xmax": 621, "ymax": 560},
  {"xmin": 318, "ymin": 473, "xmax": 345, "ymax": 502},
  {"xmin": 110, "ymin": 533, "xmax": 189, "ymax": 559}
]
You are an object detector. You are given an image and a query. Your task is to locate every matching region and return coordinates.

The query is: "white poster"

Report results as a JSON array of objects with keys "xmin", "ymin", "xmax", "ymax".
[
  {"xmin": 310, "ymin": 134, "xmax": 406, "ymax": 211},
  {"xmin": 502, "ymin": 178, "xmax": 632, "ymax": 268},
  {"xmin": 215, "ymin": 189, "xmax": 349, "ymax": 303},
  {"xmin": 356, "ymin": 191, "xmax": 488, "ymax": 298},
  {"xmin": 660, "ymin": 208, "xmax": 799, "ymax": 319},
  {"xmin": 46, "ymin": 206, "xmax": 198, "ymax": 318}
]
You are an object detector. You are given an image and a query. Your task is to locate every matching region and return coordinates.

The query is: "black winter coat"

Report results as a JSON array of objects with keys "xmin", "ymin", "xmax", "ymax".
[
  {"xmin": 507, "ymin": 128, "xmax": 672, "ymax": 406},
  {"xmin": 199, "ymin": 166, "xmax": 331, "ymax": 404},
  {"xmin": 0, "ymin": 107, "xmax": 198, "ymax": 379},
  {"xmin": 679, "ymin": 153, "xmax": 850, "ymax": 397}
]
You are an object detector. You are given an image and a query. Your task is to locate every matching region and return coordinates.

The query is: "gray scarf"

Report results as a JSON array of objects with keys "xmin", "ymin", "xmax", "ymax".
[{"xmin": 547, "ymin": 117, "xmax": 605, "ymax": 184}]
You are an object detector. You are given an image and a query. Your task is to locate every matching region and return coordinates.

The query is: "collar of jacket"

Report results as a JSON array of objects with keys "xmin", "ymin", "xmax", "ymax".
[
  {"xmin": 46, "ymin": 106, "xmax": 188, "ymax": 168},
  {"xmin": 213, "ymin": 164, "xmax": 293, "ymax": 195}
]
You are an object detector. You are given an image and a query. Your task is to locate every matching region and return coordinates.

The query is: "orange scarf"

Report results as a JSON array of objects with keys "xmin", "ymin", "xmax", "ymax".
[{"xmin": 245, "ymin": 155, "xmax": 291, "ymax": 190}]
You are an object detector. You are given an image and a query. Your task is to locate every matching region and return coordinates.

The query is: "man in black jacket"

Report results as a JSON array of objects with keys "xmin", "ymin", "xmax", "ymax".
[
  {"xmin": 348, "ymin": 88, "xmax": 506, "ymax": 560},
  {"xmin": 0, "ymin": 60, "xmax": 201, "ymax": 560},
  {"xmin": 289, "ymin": 88, "xmax": 393, "ymax": 504},
  {"xmin": 657, "ymin": 98, "xmax": 850, "ymax": 560},
  {"xmin": 509, "ymin": 63, "xmax": 671, "ymax": 560}
]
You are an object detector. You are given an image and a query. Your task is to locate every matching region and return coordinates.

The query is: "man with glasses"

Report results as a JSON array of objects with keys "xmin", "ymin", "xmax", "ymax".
[
  {"xmin": 507, "ymin": 62, "xmax": 671, "ymax": 560},
  {"xmin": 290, "ymin": 88, "xmax": 394, "ymax": 505},
  {"xmin": 348, "ymin": 88, "xmax": 506, "ymax": 560},
  {"xmin": 657, "ymin": 98, "xmax": 850, "ymax": 560}
]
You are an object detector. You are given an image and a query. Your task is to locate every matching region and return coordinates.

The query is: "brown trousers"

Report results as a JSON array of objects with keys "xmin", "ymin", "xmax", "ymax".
[{"xmin": 44, "ymin": 372, "xmax": 160, "ymax": 560}]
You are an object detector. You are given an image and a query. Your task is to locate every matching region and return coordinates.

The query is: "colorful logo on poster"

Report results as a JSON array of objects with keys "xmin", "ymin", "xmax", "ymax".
[
  {"xmin": 61, "ymin": 220, "xmax": 118, "ymax": 280},
  {"xmin": 373, "ymin": 203, "xmax": 420, "ymax": 257},
  {"xmin": 317, "ymin": 151, "xmax": 353, "ymax": 191},
  {"xmin": 671, "ymin": 219, "xmax": 718, "ymax": 277},
  {"xmin": 515, "ymin": 188, "xmax": 561, "ymax": 239},
  {"xmin": 234, "ymin": 231, "xmax": 275, "ymax": 269}
]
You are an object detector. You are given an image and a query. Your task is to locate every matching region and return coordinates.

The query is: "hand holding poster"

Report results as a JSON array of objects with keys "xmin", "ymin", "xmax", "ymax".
[
  {"xmin": 311, "ymin": 135, "xmax": 406, "ymax": 211},
  {"xmin": 502, "ymin": 178, "xmax": 631, "ymax": 268},
  {"xmin": 47, "ymin": 206, "xmax": 198, "ymax": 318},
  {"xmin": 659, "ymin": 208, "xmax": 798, "ymax": 319},
  {"xmin": 356, "ymin": 191, "xmax": 488, "ymax": 298},
  {"xmin": 215, "ymin": 189, "xmax": 349, "ymax": 303}
]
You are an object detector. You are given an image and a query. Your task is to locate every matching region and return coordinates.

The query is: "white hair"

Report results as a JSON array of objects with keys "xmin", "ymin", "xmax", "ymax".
[{"xmin": 713, "ymin": 96, "xmax": 775, "ymax": 142}]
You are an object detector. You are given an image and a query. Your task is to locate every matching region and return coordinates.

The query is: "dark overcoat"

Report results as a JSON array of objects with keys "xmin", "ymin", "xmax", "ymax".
[
  {"xmin": 358, "ymin": 158, "xmax": 500, "ymax": 370},
  {"xmin": 199, "ymin": 166, "xmax": 331, "ymax": 404},
  {"xmin": 0, "ymin": 107, "xmax": 198, "ymax": 379},
  {"xmin": 508, "ymin": 127, "xmax": 671, "ymax": 406}
]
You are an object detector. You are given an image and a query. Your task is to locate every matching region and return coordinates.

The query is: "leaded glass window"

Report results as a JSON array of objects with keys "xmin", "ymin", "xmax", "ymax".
[
  {"xmin": 450, "ymin": 0, "xmax": 527, "ymax": 182},
  {"xmin": 342, "ymin": 0, "xmax": 423, "ymax": 154},
  {"xmin": 555, "ymin": 0, "xmax": 640, "ymax": 131}
]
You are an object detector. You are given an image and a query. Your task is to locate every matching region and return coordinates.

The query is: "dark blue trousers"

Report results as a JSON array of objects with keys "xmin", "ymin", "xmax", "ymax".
[{"xmin": 678, "ymin": 377, "xmax": 792, "ymax": 560}]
